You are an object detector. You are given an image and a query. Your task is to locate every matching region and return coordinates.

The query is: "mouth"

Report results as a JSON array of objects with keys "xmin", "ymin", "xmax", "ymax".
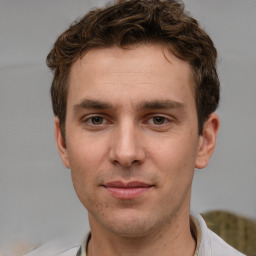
[{"xmin": 102, "ymin": 181, "xmax": 154, "ymax": 200}]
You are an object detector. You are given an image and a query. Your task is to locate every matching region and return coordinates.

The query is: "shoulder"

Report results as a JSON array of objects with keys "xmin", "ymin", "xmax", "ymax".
[
  {"xmin": 22, "ymin": 241, "xmax": 80, "ymax": 256},
  {"xmin": 207, "ymin": 229, "xmax": 246, "ymax": 256},
  {"xmin": 195, "ymin": 214, "xmax": 246, "ymax": 256}
]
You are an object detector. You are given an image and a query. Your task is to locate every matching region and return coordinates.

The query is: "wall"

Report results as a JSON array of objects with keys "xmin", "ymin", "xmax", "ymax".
[{"xmin": 0, "ymin": 0, "xmax": 255, "ymax": 254}]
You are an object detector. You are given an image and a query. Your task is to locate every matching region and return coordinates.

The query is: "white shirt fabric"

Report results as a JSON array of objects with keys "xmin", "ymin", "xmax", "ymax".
[
  {"xmin": 196, "ymin": 215, "xmax": 245, "ymax": 256},
  {"xmin": 23, "ymin": 215, "xmax": 246, "ymax": 256},
  {"xmin": 23, "ymin": 243, "xmax": 80, "ymax": 256}
]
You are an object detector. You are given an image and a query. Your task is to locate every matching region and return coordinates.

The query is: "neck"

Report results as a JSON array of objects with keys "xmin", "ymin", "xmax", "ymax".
[{"xmin": 87, "ymin": 211, "xmax": 196, "ymax": 256}]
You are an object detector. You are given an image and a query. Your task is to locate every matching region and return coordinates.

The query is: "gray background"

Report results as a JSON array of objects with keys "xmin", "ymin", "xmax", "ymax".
[{"xmin": 1, "ymin": 0, "xmax": 255, "ymax": 254}]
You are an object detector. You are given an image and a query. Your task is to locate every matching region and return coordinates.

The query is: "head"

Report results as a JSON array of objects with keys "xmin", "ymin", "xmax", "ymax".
[
  {"xmin": 47, "ymin": 0, "xmax": 220, "ymax": 240},
  {"xmin": 47, "ymin": 0, "xmax": 220, "ymax": 139}
]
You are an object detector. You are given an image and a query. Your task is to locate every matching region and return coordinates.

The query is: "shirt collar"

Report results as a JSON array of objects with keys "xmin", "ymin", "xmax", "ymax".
[
  {"xmin": 77, "ymin": 216, "xmax": 202, "ymax": 256},
  {"xmin": 190, "ymin": 216, "xmax": 202, "ymax": 256}
]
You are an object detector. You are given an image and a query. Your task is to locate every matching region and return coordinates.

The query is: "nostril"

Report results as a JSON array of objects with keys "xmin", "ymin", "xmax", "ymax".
[
  {"xmin": 132, "ymin": 159, "xmax": 140, "ymax": 165},
  {"xmin": 111, "ymin": 158, "xmax": 140, "ymax": 168}
]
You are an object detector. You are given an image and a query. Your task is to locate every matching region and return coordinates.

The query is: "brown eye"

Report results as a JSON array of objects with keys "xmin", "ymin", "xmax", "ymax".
[
  {"xmin": 90, "ymin": 116, "xmax": 104, "ymax": 125},
  {"xmin": 152, "ymin": 116, "xmax": 166, "ymax": 125}
]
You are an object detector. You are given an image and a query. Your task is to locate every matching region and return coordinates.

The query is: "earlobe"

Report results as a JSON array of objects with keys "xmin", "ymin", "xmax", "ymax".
[
  {"xmin": 54, "ymin": 117, "xmax": 70, "ymax": 169},
  {"xmin": 195, "ymin": 113, "xmax": 219, "ymax": 169}
]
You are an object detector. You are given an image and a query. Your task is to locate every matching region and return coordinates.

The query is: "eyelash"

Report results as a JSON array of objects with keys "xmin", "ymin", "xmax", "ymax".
[
  {"xmin": 82, "ymin": 115, "xmax": 110, "ymax": 126},
  {"xmin": 81, "ymin": 114, "xmax": 172, "ymax": 129},
  {"xmin": 146, "ymin": 116, "xmax": 169, "ymax": 125}
]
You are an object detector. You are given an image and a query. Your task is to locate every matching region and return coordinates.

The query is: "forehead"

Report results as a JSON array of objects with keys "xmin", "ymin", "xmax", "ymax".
[
  {"xmin": 67, "ymin": 44, "xmax": 194, "ymax": 108},
  {"xmin": 72, "ymin": 44, "xmax": 192, "ymax": 78}
]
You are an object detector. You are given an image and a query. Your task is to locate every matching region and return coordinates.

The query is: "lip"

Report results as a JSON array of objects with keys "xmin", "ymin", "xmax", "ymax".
[{"xmin": 103, "ymin": 181, "xmax": 154, "ymax": 199}]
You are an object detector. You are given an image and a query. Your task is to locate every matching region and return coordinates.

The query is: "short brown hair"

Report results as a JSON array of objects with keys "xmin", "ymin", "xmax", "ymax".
[{"xmin": 47, "ymin": 0, "xmax": 220, "ymax": 137}]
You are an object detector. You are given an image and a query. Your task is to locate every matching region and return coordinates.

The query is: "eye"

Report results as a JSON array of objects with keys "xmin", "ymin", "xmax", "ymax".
[
  {"xmin": 150, "ymin": 116, "xmax": 168, "ymax": 125},
  {"xmin": 81, "ymin": 114, "xmax": 111, "ymax": 130},
  {"xmin": 88, "ymin": 116, "xmax": 105, "ymax": 125}
]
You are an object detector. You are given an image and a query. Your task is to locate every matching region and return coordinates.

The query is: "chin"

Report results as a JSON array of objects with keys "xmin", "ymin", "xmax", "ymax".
[
  {"xmin": 102, "ymin": 210, "xmax": 163, "ymax": 238},
  {"xmin": 109, "ymin": 223, "xmax": 153, "ymax": 238}
]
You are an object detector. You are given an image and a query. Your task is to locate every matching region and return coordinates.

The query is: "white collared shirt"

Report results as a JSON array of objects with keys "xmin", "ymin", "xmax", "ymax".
[{"xmin": 23, "ymin": 215, "xmax": 246, "ymax": 256}]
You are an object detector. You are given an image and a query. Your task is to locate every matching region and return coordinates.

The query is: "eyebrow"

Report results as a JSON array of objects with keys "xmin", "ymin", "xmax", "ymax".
[
  {"xmin": 73, "ymin": 98, "xmax": 185, "ymax": 114},
  {"xmin": 137, "ymin": 99, "xmax": 185, "ymax": 111},
  {"xmin": 73, "ymin": 99, "xmax": 114, "ymax": 113}
]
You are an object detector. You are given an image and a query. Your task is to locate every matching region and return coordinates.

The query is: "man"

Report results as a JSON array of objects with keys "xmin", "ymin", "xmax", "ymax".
[{"xmin": 26, "ymin": 0, "xmax": 245, "ymax": 255}]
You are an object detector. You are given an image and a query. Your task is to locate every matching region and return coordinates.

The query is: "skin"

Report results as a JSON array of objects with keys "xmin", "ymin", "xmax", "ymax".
[{"xmin": 55, "ymin": 44, "xmax": 219, "ymax": 256}]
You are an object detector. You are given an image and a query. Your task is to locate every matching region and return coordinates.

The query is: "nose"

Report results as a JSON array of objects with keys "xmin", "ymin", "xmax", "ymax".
[{"xmin": 109, "ymin": 121, "xmax": 146, "ymax": 168}]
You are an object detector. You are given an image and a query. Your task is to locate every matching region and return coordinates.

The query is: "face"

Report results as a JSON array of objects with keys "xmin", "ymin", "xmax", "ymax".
[{"xmin": 55, "ymin": 44, "xmax": 218, "ymax": 237}]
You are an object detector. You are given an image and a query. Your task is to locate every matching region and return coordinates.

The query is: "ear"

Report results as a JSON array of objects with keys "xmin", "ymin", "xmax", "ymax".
[
  {"xmin": 54, "ymin": 117, "xmax": 70, "ymax": 169},
  {"xmin": 195, "ymin": 113, "xmax": 219, "ymax": 169}
]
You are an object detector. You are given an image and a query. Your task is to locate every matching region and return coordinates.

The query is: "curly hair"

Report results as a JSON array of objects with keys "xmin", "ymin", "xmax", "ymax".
[{"xmin": 47, "ymin": 0, "xmax": 220, "ymax": 137}]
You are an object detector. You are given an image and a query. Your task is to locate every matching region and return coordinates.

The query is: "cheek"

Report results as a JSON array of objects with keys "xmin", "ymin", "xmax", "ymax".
[
  {"xmin": 66, "ymin": 136, "xmax": 107, "ymax": 197},
  {"xmin": 149, "ymin": 134, "xmax": 198, "ymax": 179},
  {"xmin": 69, "ymin": 152, "xmax": 102, "ymax": 213},
  {"xmin": 67, "ymin": 131, "xmax": 108, "ymax": 169},
  {"xmin": 150, "ymin": 137, "xmax": 196, "ymax": 206}
]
